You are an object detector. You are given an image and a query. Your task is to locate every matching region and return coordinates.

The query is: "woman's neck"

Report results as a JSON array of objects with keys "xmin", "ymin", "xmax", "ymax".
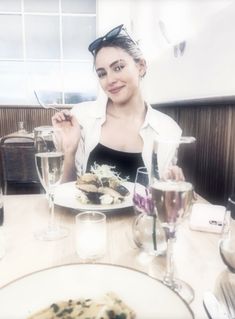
[{"xmin": 107, "ymin": 95, "xmax": 146, "ymax": 120}]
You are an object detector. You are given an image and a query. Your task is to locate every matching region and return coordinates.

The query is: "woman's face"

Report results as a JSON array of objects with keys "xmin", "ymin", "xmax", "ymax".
[{"xmin": 95, "ymin": 46, "xmax": 145, "ymax": 104}]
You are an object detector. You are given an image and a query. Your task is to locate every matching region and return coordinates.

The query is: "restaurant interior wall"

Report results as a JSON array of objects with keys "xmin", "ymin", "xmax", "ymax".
[
  {"xmin": 0, "ymin": 0, "xmax": 234, "ymax": 203},
  {"xmin": 1, "ymin": 0, "xmax": 234, "ymax": 105},
  {"xmin": 0, "ymin": 101, "xmax": 234, "ymax": 205},
  {"xmin": 154, "ymin": 99, "xmax": 235, "ymax": 206},
  {"xmin": 139, "ymin": 0, "xmax": 235, "ymax": 103}
]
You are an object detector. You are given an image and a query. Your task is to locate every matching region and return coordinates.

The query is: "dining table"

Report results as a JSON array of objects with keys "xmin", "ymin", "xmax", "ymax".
[{"xmin": 0, "ymin": 193, "xmax": 231, "ymax": 319}]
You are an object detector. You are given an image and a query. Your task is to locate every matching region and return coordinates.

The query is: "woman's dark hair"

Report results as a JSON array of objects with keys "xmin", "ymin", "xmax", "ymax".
[{"xmin": 93, "ymin": 35, "xmax": 144, "ymax": 63}]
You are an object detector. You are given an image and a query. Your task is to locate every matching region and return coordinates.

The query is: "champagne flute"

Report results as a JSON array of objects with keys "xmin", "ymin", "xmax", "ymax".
[
  {"xmin": 34, "ymin": 128, "xmax": 68, "ymax": 241},
  {"xmin": 150, "ymin": 136, "xmax": 196, "ymax": 303}
]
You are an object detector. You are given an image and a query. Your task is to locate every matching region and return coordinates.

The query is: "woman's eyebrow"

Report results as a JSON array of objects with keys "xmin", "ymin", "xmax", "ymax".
[
  {"xmin": 96, "ymin": 59, "xmax": 125, "ymax": 72},
  {"xmin": 110, "ymin": 59, "xmax": 125, "ymax": 68},
  {"xmin": 96, "ymin": 67, "xmax": 105, "ymax": 73}
]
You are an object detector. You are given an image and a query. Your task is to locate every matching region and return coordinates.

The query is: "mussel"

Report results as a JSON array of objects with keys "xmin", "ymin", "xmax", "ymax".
[{"xmin": 114, "ymin": 184, "xmax": 130, "ymax": 196}]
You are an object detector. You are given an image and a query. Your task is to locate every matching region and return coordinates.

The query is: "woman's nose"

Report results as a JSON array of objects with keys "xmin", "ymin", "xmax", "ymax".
[{"xmin": 106, "ymin": 71, "xmax": 117, "ymax": 86}]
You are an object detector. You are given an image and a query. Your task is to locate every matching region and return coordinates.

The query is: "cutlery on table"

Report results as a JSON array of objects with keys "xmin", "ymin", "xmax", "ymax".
[{"xmin": 203, "ymin": 291, "xmax": 229, "ymax": 319}]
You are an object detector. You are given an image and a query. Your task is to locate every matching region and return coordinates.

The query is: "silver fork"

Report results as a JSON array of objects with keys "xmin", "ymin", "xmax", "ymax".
[
  {"xmin": 220, "ymin": 281, "xmax": 235, "ymax": 319},
  {"xmin": 34, "ymin": 90, "xmax": 61, "ymax": 112},
  {"xmin": 34, "ymin": 90, "xmax": 71, "ymax": 120}
]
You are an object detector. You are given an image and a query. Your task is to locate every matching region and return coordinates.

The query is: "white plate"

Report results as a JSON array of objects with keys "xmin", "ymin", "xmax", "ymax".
[
  {"xmin": 0, "ymin": 263, "xmax": 194, "ymax": 319},
  {"xmin": 54, "ymin": 181, "xmax": 134, "ymax": 211}
]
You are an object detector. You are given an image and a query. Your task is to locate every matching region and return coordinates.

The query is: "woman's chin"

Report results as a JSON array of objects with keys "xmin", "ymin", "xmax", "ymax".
[{"xmin": 109, "ymin": 95, "xmax": 130, "ymax": 105}]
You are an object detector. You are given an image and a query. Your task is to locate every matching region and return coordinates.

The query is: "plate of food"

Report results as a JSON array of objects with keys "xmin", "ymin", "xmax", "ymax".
[
  {"xmin": 0, "ymin": 263, "xmax": 194, "ymax": 319},
  {"xmin": 54, "ymin": 164, "xmax": 134, "ymax": 211}
]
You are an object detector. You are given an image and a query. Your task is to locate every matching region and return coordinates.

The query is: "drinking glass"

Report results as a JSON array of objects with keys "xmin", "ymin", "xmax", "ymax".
[
  {"xmin": 132, "ymin": 167, "xmax": 166, "ymax": 256},
  {"xmin": 150, "ymin": 136, "xmax": 196, "ymax": 303},
  {"xmin": 75, "ymin": 211, "xmax": 107, "ymax": 261},
  {"xmin": 133, "ymin": 167, "xmax": 151, "ymax": 215},
  {"xmin": 34, "ymin": 128, "xmax": 68, "ymax": 241}
]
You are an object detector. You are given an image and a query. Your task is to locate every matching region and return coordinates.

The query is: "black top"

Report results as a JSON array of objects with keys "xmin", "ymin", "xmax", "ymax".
[{"xmin": 86, "ymin": 143, "xmax": 145, "ymax": 182}]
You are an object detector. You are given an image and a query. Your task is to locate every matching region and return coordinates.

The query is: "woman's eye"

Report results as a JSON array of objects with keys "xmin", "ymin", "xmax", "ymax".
[
  {"xmin": 97, "ymin": 70, "xmax": 106, "ymax": 78},
  {"xmin": 113, "ymin": 64, "xmax": 125, "ymax": 72}
]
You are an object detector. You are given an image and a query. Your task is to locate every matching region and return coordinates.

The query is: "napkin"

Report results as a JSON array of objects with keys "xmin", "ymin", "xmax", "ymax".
[{"xmin": 189, "ymin": 203, "xmax": 226, "ymax": 233}]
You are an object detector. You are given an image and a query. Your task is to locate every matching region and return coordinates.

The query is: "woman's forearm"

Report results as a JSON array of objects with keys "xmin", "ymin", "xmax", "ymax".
[
  {"xmin": 52, "ymin": 111, "xmax": 81, "ymax": 183},
  {"xmin": 61, "ymin": 152, "xmax": 77, "ymax": 183}
]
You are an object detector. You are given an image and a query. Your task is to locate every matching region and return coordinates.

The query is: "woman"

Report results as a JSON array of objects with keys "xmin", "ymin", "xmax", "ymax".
[{"xmin": 52, "ymin": 24, "xmax": 182, "ymax": 182}]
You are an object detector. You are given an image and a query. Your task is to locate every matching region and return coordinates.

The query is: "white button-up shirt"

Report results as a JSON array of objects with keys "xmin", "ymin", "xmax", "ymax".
[{"xmin": 71, "ymin": 96, "xmax": 182, "ymax": 177}]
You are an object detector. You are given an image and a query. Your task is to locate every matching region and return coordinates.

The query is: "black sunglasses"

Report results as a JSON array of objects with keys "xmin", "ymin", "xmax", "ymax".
[{"xmin": 88, "ymin": 24, "xmax": 136, "ymax": 55}]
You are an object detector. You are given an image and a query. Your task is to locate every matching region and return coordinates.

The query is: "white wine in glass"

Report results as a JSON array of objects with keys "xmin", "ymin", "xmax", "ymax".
[
  {"xmin": 35, "ymin": 129, "xmax": 68, "ymax": 241},
  {"xmin": 151, "ymin": 136, "xmax": 196, "ymax": 303}
]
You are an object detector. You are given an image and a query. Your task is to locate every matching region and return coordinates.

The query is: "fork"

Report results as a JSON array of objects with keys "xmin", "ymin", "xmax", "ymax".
[
  {"xmin": 34, "ymin": 90, "xmax": 61, "ymax": 112},
  {"xmin": 220, "ymin": 281, "xmax": 235, "ymax": 319},
  {"xmin": 34, "ymin": 90, "xmax": 71, "ymax": 120}
]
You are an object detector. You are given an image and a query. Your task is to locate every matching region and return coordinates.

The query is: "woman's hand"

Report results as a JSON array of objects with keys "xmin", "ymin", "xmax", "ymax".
[
  {"xmin": 165, "ymin": 165, "xmax": 185, "ymax": 181},
  {"xmin": 52, "ymin": 110, "xmax": 81, "ymax": 155}
]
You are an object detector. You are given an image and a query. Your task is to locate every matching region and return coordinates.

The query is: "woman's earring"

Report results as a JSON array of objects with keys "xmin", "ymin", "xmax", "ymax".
[{"xmin": 140, "ymin": 72, "xmax": 145, "ymax": 79}]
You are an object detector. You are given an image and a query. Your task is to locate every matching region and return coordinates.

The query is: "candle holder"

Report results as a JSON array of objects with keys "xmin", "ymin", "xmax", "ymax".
[{"xmin": 75, "ymin": 211, "xmax": 107, "ymax": 261}]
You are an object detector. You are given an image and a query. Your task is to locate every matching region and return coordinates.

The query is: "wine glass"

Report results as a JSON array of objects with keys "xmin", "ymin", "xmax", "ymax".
[
  {"xmin": 150, "ymin": 136, "xmax": 196, "ymax": 303},
  {"xmin": 133, "ymin": 167, "xmax": 151, "ymax": 215},
  {"xmin": 34, "ymin": 128, "xmax": 68, "ymax": 241}
]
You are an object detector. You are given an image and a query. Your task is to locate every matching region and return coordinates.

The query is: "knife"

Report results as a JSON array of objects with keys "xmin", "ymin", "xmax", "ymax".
[{"xmin": 203, "ymin": 291, "xmax": 229, "ymax": 319}]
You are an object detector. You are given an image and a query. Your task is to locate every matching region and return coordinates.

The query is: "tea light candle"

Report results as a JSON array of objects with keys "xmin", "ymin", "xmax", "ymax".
[{"xmin": 75, "ymin": 211, "xmax": 107, "ymax": 260}]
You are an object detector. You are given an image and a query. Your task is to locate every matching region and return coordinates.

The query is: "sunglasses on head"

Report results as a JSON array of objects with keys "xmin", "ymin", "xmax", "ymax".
[{"xmin": 88, "ymin": 24, "xmax": 136, "ymax": 55}]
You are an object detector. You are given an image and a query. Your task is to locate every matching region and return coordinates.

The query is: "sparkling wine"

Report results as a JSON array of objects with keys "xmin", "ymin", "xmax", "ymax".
[
  {"xmin": 151, "ymin": 181, "xmax": 193, "ymax": 225},
  {"xmin": 35, "ymin": 152, "xmax": 64, "ymax": 191}
]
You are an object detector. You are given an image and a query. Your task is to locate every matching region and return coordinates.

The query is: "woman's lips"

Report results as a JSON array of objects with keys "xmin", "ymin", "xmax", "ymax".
[{"xmin": 108, "ymin": 86, "xmax": 124, "ymax": 94}]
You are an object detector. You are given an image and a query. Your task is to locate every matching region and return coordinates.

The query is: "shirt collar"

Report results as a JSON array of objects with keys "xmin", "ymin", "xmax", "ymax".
[
  {"xmin": 89, "ymin": 91, "xmax": 107, "ymax": 119},
  {"xmin": 141, "ymin": 102, "xmax": 160, "ymax": 133},
  {"xmin": 89, "ymin": 97, "xmax": 169, "ymax": 137}
]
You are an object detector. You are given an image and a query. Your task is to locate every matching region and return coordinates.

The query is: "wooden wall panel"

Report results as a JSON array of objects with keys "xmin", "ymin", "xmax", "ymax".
[
  {"xmin": 1, "ymin": 107, "xmax": 55, "ymax": 137},
  {"xmin": 0, "ymin": 103, "xmax": 234, "ymax": 205},
  {"xmin": 0, "ymin": 106, "xmax": 71, "ymax": 137},
  {"xmin": 155, "ymin": 103, "xmax": 235, "ymax": 205}
]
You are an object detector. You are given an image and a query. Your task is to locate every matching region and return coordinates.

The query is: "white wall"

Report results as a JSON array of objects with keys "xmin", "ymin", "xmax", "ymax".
[
  {"xmin": 141, "ymin": 1, "xmax": 235, "ymax": 103},
  {"xmin": 98, "ymin": 0, "xmax": 235, "ymax": 104},
  {"xmin": 97, "ymin": 0, "xmax": 133, "ymax": 35}
]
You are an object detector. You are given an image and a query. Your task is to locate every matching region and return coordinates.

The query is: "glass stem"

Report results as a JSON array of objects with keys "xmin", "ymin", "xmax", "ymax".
[
  {"xmin": 48, "ymin": 191, "xmax": 56, "ymax": 231},
  {"xmin": 152, "ymin": 215, "xmax": 157, "ymax": 251},
  {"xmin": 163, "ymin": 227, "xmax": 176, "ymax": 288}
]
